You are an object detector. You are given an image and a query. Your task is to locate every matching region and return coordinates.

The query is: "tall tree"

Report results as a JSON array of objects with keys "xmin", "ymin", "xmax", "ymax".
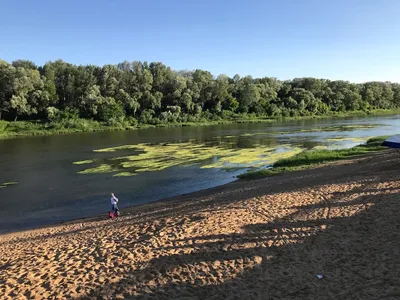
[{"xmin": 0, "ymin": 60, "xmax": 14, "ymax": 120}]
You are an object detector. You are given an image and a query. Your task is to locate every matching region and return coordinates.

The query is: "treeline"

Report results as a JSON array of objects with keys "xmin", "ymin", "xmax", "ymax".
[{"xmin": 1, "ymin": 59, "xmax": 400, "ymax": 126}]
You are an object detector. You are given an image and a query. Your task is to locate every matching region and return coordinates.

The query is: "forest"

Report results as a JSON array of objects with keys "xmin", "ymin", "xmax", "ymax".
[{"xmin": 1, "ymin": 59, "xmax": 400, "ymax": 129}]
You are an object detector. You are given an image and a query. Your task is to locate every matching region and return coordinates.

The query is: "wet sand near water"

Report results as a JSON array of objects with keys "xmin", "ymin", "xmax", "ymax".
[{"xmin": 1, "ymin": 150, "xmax": 400, "ymax": 299}]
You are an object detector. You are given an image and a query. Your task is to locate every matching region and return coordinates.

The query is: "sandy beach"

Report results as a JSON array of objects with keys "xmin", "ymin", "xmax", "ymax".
[{"xmin": 1, "ymin": 150, "xmax": 400, "ymax": 300}]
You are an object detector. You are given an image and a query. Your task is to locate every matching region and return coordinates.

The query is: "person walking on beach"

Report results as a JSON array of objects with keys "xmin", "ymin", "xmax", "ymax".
[{"xmin": 110, "ymin": 193, "xmax": 120, "ymax": 217}]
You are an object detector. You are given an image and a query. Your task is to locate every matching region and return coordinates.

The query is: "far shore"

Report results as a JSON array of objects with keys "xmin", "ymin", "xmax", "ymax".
[{"xmin": 1, "ymin": 108, "xmax": 399, "ymax": 140}]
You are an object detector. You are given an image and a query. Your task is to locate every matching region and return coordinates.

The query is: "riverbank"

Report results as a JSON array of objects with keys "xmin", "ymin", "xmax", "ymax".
[
  {"xmin": 1, "ymin": 149, "xmax": 399, "ymax": 299},
  {"xmin": 1, "ymin": 109, "xmax": 399, "ymax": 139},
  {"xmin": 238, "ymin": 136, "xmax": 388, "ymax": 179}
]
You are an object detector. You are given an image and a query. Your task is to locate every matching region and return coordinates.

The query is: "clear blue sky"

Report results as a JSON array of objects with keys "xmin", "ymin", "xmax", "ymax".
[{"xmin": 1, "ymin": 0, "xmax": 400, "ymax": 82}]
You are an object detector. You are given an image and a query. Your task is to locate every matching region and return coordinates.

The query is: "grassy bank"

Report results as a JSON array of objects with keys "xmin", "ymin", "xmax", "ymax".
[
  {"xmin": 238, "ymin": 136, "xmax": 389, "ymax": 180},
  {"xmin": 0, "ymin": 118, "xmax": 275, "ymax": 139},
  {"xmin": 0, "ymin": 119, "xmax": 124, "ymax": 139},
  {"xmin": 1, "ymin": 109, "xmax": 400, "ymax": 140}
]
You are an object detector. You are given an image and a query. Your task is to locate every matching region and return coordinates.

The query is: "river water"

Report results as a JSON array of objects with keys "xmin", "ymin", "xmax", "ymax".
[{"xmin": 0, "ymin": 115, "xmax": 399, "ymax": 233}]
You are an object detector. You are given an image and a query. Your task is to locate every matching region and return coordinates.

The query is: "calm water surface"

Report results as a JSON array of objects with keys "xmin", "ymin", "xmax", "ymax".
[{"xmin": 0, "ymin": 115, "xmax": 399, "ymax": 233}]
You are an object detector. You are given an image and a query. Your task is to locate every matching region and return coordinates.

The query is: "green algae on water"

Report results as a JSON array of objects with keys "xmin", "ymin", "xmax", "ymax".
[
  {"xmin": 0, "ymin": 181, "xmax": 18, "ymax": 189},
  {"xmin": 94, "ymin": 145, "xmax": 139, "ymax": 153},
  {"xmin": 201, "ymin": 146, "xmax": 303, "ymax": 169},
  {"xmin": 73, "ymin": 160, "xmax": 94, "ymax": 165},
  {"xmin": 312, "ymin": 145, "xmax": 329, "ymax": 150},
  {"xmin": 113, "ymin": 172, "xmax": 137, "ymax": 177},
  {"xmin": 74, "ymin": 125, "xmax": 382, "ymax": 177},
  {"xmin": 75, "ymin": 140, "xmax": 306, "ymax": 176},
  {"xmin": 2, "ymin": 182, "xmax": 18, "ymax": 186},
  {"xmin": 77, "ymin": 164, "xmax": 115, "ymax": 175}
]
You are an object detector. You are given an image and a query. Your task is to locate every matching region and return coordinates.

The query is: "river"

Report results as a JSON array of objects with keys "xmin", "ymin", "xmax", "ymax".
[{"xmin": 0, "ymin": 114, "xmax": 399, "ymax": 233}]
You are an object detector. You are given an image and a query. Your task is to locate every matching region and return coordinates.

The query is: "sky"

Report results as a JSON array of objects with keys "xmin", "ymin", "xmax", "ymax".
[{"xmin": 1, "ymin": 0, "xmax": 400, "ymax": 82}]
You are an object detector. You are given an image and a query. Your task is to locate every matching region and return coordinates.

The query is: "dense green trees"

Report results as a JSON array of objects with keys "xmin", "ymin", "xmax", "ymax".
[{"xmin": 0, "ymin": 59, "xmax": 399, "ymax": 124}]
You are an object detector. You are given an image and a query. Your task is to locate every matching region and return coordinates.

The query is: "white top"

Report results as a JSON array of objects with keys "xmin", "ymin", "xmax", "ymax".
[{"xmin": 110, "ymin": 196, "xmax": 118, "ymax": 205}]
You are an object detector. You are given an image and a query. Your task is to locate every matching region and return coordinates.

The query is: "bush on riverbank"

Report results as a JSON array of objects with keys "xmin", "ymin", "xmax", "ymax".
[
  {"xmin": 238, "ymin": 136, "xmax": 389, "ymax": 180},
  {"xmin": 0, "ymin": 119, "xmax": 121, "ymax": 138}
]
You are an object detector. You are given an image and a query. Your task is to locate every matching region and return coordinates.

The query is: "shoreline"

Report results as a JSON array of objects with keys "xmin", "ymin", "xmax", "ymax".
[
  {"xmin": 0, "ymin": 179, "xmax": 241, "ymax": 237},
  {"xmin": 1, "ymin": 137, "xmax": 388, "ymax": 236},
  {"xmin": 1, "ymin": 109, "xmax": 399, "ymax": 140}
]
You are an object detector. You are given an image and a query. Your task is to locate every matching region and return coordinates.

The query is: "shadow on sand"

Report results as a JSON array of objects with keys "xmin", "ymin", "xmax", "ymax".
[{"xmin": 59, "ymin": 152, "xmax": 400, "ymax": 300}]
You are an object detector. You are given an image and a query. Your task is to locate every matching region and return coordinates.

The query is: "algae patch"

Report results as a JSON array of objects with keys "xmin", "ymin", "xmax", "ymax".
[
  {"xmin": 200, "ymin": 147, "xmax": 303, "ymax": 169},
  {"xmin": 0, "ymin": 181, "xmax": 18, "ymax": 189},
  {"xmin": 73, "ymin": 160, "xmax": 94, "ymax": 165},
  {"xmin": 94, "ymin": 145, "xmax": 138, "ymax": 153},
  {"xmin": 73, "ymin": 125, "xmax": 382, "ymax": 177},
  {"xmin": 312, "ymin": 145, "xmax": 329, "ymax": 150},
  {"xmin": 75, "ymin": 141, "xmax": 305, "ymax": 176},
  {"xmin": 113, "ymin": 172, "xmax": 137, "ymax": 177},
  {"xmin": 2, "ymin": 182, "xmax": 17, "ymax": 186},
  {"xmin": 77, "ymin": 164, "xmax": 115, "ymax": 175}
]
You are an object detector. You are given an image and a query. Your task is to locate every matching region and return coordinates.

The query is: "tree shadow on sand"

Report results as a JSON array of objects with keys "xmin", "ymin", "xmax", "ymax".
[{"xmin": 74, "ymin": 167, "xmax": 400, "ymax": 300}]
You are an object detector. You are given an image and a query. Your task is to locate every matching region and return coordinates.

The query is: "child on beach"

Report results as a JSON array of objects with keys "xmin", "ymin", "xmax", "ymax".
[{"xmin": 110, "ymin": 193, "xmax": 120, "ymax": 216}]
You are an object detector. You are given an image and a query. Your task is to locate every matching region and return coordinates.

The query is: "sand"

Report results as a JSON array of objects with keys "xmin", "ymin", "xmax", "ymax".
[{"xmin": 1, "ymin": 150, "xmax": 400, "ymax": 300}]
